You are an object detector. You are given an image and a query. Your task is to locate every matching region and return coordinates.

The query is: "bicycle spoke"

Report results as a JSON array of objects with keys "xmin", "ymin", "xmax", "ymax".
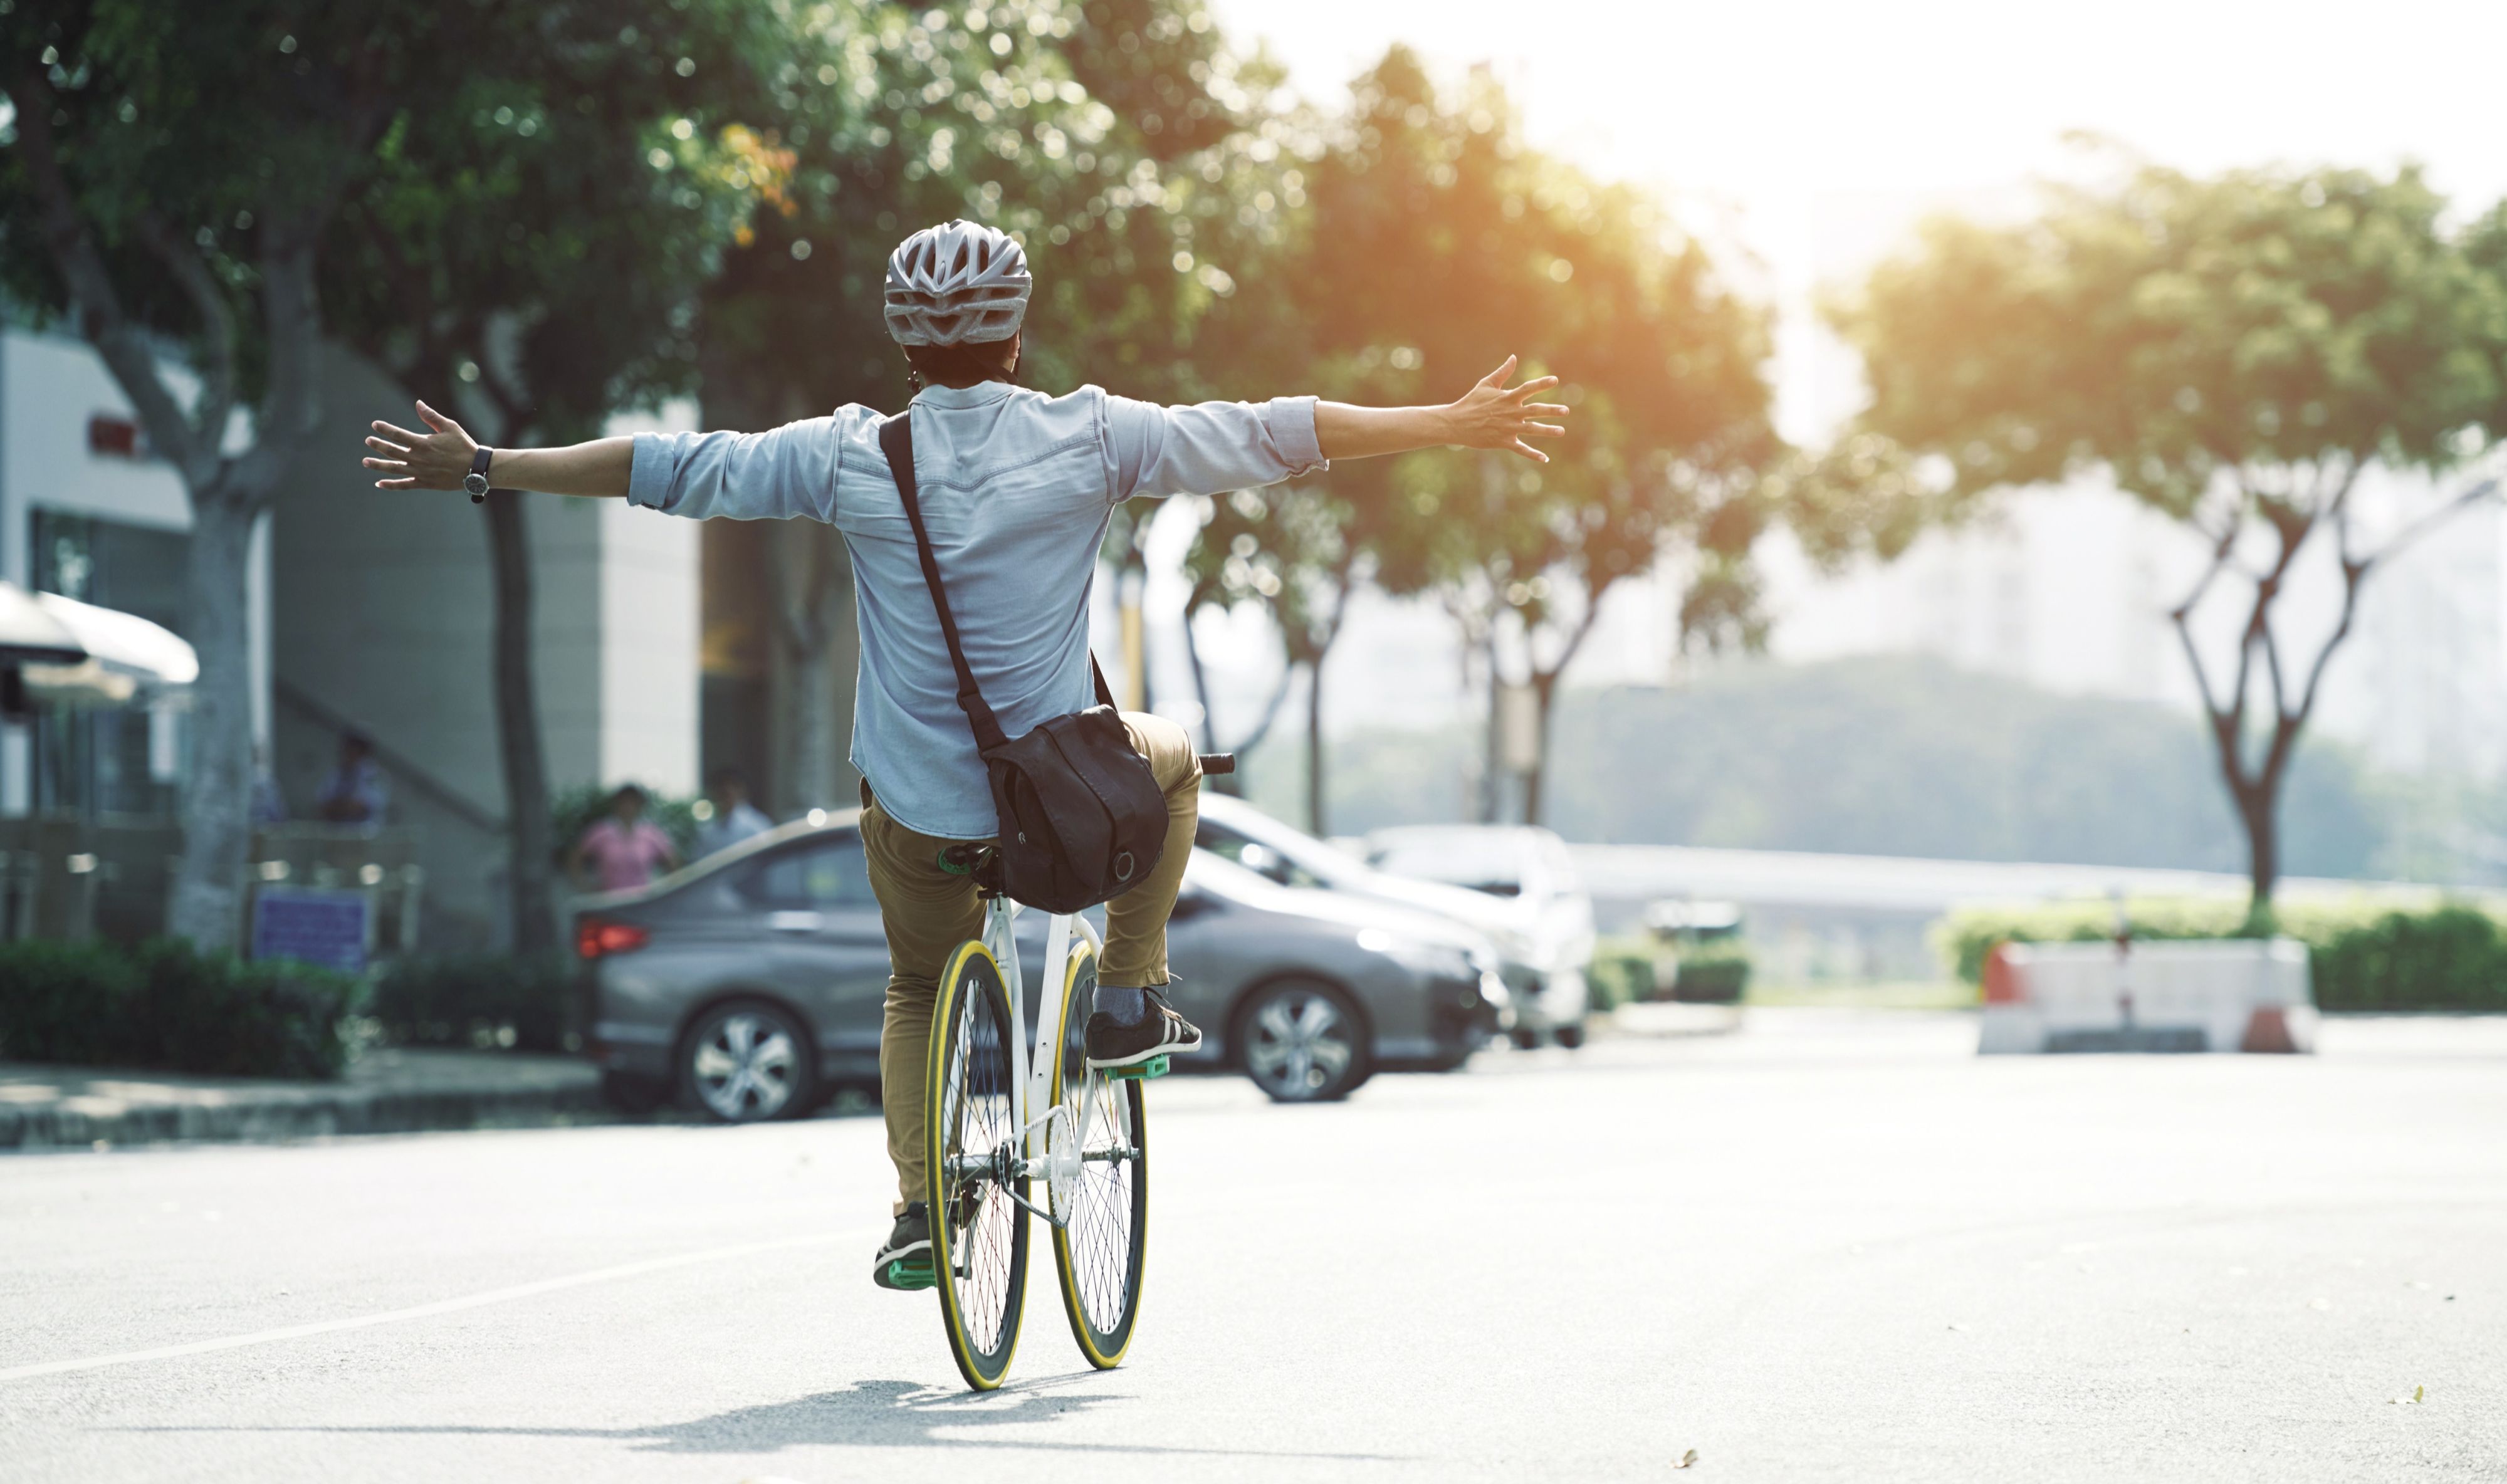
[{"xmin": 1050, "ymin": 951, "xmax": 1146, "ymax": 1364}]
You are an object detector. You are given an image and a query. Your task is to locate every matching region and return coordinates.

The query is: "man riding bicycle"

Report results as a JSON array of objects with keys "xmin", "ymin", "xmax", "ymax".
[{"xmin": 362, "ymin": 219, "xmax": 1568, "ymax": 1288}]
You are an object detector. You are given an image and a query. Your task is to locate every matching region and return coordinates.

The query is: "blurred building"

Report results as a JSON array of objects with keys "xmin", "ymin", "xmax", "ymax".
[
  {"xmin": 0, "ymin": 328, "xmax": 269, "ymax": 821},
  {"xmin": 269, "ymin": 347, "xmax": 699, "ymax": 948},
  {"xmin": 0, "ymin": 326, "xmax": 703, "ymax": 949},
  {"xmin": 1751, "ymin": 470, "xmax": 2507, "ymax": 786}
]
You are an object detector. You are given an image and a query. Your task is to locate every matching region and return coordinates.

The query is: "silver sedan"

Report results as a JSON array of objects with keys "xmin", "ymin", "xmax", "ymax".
[{"xmin": 575, "ymin": 813, "xmax": 1510, "ymax": 1121}]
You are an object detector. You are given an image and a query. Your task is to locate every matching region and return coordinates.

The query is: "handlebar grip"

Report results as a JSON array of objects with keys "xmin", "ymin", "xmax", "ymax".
[{"xmin": 1197, "ymin": 753, "xmax": 1237, "ymax": 776}]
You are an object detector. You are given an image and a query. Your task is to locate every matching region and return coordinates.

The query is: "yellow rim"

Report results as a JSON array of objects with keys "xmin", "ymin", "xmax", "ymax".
[
  {"xmin": 926, "ymin": 939, "xmax": 1022, "ymax": 1391},
  {"xmin": 1050, "ymin": 939, "xmax": 1145, "ymax": 1369}
]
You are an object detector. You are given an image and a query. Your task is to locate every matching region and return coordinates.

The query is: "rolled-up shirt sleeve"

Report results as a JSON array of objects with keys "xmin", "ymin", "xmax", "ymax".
[
  {"xmin": 625, "ymin": 418, "xmax": 842, "ymax": 521},
  {"xmin": 1100, "ymin": 392, "xmax": 1329, "ymax": 504}
]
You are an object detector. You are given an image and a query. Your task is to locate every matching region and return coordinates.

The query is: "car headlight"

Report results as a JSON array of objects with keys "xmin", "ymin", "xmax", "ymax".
[
  {"xmin": 1354, "ymin": 927, "xmax": 1477, "ymax": 983},
  {"xmin": 1482, "ymin": 922, "xmax": 1540, "ymax": 965}
]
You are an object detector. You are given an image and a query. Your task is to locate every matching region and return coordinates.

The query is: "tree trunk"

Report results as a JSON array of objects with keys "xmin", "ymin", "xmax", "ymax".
[
  {"xmin": 2232, "ymin": 759, "xmax": 2284, "ymax": 926},
  {"xmin": 1522, "ymin": 670, "xmax": 1559, "ymax": 827},
  {"xmin": 484, "ymin": 489, "xmax": 557, "ymax": 956},
  {"xmin": 1180, "ymin": 598, "xmax": 1216, "ymax": 751},
  {"xmin": 164, "ymin": 492, "xmax": 259, "ymax": 951},
  {"xmin": 1178, "ymin": 597, "xmax": 1245, "ymax": 796},
  {"xmin": 1478, "ymin": 629, "xmax": 1504, "ymax": 825},
  {"xmin": 767, "ymin": 523, "xmax": 856, "ymax": 814},
  {"xmin": 1303, "ymin": 657, "xmax": 1326, "ymax": 837}
]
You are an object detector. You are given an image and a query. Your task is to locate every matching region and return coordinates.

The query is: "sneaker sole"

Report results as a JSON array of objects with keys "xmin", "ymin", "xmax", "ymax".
[
  {"xmin": 1087, "ymin": 1032, "xmax": 1201, "ymax": 1071},
  {"xmin": 871, "ymin": 1236, "xmax": 933, "ymax": 1290}
]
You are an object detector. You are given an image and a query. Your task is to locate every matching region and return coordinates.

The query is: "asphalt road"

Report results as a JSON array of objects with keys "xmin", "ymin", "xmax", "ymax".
[{"xmin": 4, "ymin": 1010, "xmax": 2504, "ymax": 1484}]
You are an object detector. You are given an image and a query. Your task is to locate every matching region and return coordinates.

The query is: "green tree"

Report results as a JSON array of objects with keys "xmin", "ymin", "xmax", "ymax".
[
  {"xmin": 1267, "ymin": 50, "xmax": 1777, "ymax": 827},
  {"xmin": 1833, "ymin": 159, "xmax": 2507, "ymax": 915},
  {"xmin": 1178, "ymin": 480, "xmax": 1354, "ymax": 825},
  {"xmin": 688, "ymin": 0, "xmax": 1289, "ymax": 810},
  {"xmin": 0, "ymin": 2, "xmax": 484, "ymax": 949},
  {"xmin": 324, "ymin": 3, "xmax": 787, "ymax": 951}
]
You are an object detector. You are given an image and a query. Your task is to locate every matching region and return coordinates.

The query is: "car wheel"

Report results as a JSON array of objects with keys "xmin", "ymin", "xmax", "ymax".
[
  {"xmin": 1552, "ymin": 1021, "xmax": 1588, "ymax": 1050},
  {"xmin": 678, "ymin": 998, "xmax": 817, "ymax": 1124},
  {"xmin": 600, "ymin": 1069, "xmax": 671, "ymax": 1116},
  {"xmin": 1235, "ymin": 979, "xmax": 1371, "ymax": 1103}
]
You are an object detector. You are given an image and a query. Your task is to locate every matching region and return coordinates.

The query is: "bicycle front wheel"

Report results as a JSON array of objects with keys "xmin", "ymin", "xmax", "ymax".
[
  {"xmin": 927, "ymin": 940, "xmax": 1028, "ymax": 1391},
  {"xmin": 1049, "ymin": 940, "xmax": 1148, "ymax": 1368}
]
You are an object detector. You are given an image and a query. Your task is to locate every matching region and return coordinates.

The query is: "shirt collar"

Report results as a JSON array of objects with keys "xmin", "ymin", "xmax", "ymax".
[{"xmin": 910, "ymin": 380, "xmax": 1018, "ymax": 410}]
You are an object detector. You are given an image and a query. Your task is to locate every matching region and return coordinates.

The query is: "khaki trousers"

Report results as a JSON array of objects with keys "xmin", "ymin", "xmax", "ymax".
[{"xmin": 861, "ymin": 712, "xmax": 1201, "ymax": 1211}]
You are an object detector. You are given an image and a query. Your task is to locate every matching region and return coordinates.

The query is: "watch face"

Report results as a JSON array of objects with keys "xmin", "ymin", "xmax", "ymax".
[{"xmin": 464, "ymin": 472, "xmax": 489, "ymax": 495}]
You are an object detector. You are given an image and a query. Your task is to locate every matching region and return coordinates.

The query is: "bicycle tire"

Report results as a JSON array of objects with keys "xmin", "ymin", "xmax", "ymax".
[
  {"xmin": 926, "ymin": 939, "xmax": 1028, "ymax": 1390},
  {"xmin": 1047, "ymin": 941, "xmax": 1149, "ymax": 1368}
]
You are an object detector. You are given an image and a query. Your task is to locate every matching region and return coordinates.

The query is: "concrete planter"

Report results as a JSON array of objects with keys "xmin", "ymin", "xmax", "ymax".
[{"xmin": 1979, "ymin": 938, "xmax": 2315, "ymax": 1054}]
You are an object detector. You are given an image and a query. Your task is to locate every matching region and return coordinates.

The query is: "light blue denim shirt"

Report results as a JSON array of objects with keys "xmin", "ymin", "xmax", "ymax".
[{"xmin": 627, "ymin": 382, "xmax": 1326, "ymax": 839}]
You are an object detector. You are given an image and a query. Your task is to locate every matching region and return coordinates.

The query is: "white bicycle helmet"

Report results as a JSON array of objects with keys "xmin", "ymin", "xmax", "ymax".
[{"xmin": 884, "ymin": 219, "xmax": 1032, "ymax": 347}]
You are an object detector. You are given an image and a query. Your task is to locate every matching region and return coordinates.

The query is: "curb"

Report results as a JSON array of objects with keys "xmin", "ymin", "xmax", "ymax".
[{"xmin": 0, "ymin": 1058, "xmax": 609, "ymax": 1151}]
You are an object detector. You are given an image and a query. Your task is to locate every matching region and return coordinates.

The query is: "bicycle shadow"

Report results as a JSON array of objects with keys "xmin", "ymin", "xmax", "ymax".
[{"xmin": 113, "ymin": 1374, "xmax": 1408, "ymax": 1463}]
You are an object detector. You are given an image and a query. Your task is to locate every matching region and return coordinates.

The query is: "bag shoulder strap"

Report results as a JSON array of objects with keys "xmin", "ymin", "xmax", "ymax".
[
  {"xmin": 878, "ymin": 414, "xmax": 1129, "ymax": 746},
  {"xmin": 879, "ymin": 414, "xmax": 1010, "ymax": 752}
]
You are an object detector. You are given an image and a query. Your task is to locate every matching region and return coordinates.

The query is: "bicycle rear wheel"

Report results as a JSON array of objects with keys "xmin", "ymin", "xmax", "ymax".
[
  {"xmin": 927, "ymin": 940, "xmax": 1028, "ymax": 1390},
  {"xmin": 1048, "ymin": 941, "xmax": 1148, "ymax": 1368}
]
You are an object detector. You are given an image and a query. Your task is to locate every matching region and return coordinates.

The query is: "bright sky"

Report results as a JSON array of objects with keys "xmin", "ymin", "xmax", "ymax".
[{"xmin": 1212, "ymin": 0, "xmax": 2507, "ymax": 437}]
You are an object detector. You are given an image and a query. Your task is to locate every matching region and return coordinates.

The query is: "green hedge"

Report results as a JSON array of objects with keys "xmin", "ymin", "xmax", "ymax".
[
  {"xmin": 1670, "ymin": 942, "xmax": 1752, "ymax": 1003},
  {"xmin": 1587, "ymin": 940, "xmax": 1655, "ymax": 1011},
  {"xmin": 0, "ymin": 938, "xmax": 358, "ymax": 1079},
  {"xmin": 370, "ymin": 954, "xmax": 578, "ymax": 1053},
  {"xmin": 1936, "ymin": 898, "xmax": 2507, "ymax": 1013},
  {"xmin": 1589, "ymin": 936, "xmax": 1752, "ymax": 1008}
]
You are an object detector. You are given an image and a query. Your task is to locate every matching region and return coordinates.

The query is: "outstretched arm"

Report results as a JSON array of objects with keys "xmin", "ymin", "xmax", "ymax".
[
  {"xmin": 364, "ymin": 401, "xmax": 631, "ymax": 498},
  {"xmin": 1315, "ymin": 356, "xmax": 1568, "ymax": 464}
]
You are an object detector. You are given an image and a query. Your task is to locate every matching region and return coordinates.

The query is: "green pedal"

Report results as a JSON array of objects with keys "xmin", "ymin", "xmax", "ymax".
[
  {"xmin": 1107, "ymin": 1054, "xmax": 1169, "ymax": 1081},
  {"xmin": 884, "ymin": 1258, "xmax": 935, "ymax": 1291}
]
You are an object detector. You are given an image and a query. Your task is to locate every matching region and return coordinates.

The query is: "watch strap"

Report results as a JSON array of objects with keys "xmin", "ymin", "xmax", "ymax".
[{"xmin": 468, "ymin": 445, "xmax": 494, "ymax": 504}]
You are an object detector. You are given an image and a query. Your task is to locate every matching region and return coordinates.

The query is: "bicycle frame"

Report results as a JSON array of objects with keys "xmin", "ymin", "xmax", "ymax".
[{"xmin": 976, "ymin": 894, "xmax": 1104, "ymax": 1224}]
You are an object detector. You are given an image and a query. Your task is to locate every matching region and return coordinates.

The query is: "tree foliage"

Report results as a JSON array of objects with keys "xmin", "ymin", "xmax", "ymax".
[
  {"xmin": 1181, "ymin": 48, "xmax": 1781, "ymax": 826},
  {"xmin": 0, "ymin": 1, "xmax": 503, "ymax": 949},
  {"xmin": 1833, "ymin": 159, "xmax": 2507, "ymax": 911}
]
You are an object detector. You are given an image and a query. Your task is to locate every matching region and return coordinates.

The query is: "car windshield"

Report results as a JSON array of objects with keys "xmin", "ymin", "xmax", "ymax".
[
  {"xmin": 1182, "ymin": 847, "xmax": 1290, "ymax": 904},
  {"xmin": 1369, "ymin": 836, "xmax": 1527, "ymax": 898},
  {"xmin": 1195, "ymin": 800, "xmax": 1361, "ymax": 891}
]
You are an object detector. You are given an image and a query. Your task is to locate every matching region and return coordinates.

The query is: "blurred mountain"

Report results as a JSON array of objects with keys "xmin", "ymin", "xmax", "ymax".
[{"xmin": 1264, "ymin": 656, "xmax": 2411, "ymax": 879}]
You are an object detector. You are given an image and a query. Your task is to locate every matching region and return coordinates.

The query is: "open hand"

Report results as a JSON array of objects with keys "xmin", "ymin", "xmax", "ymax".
[
  {"xmin": 1447, "ymin": 357, "xmax": 1569, "ymax": 463},
  {"xmin": 362, "ymin": 401, "xmax": 479, "ymax": 491}
]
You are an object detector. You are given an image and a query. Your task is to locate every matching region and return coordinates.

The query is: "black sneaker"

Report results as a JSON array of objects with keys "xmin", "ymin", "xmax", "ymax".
[
  {"xmin": 1086, "ymin": 986, "xmax": 1203, "ymax": 1070},
  {"xmin": 872, "ymin": 1202, "xmax": 933, "ymax": 1290}
]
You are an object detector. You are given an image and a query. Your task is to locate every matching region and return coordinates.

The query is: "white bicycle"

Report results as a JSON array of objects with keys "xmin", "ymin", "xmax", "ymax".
[{"xmin": 892, "ymin": 751, "xmax": 1230, "ymax": 1391}]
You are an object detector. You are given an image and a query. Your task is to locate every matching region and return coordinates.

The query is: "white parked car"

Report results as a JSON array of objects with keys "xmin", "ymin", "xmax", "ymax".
[
  {"xmin": 1361, "ymin": 823, "xmax": 1596, "ymax": 1047},
  {"xmin": 1194, "ymin": 795, "xmax": 1586, "ymax": 1047}
]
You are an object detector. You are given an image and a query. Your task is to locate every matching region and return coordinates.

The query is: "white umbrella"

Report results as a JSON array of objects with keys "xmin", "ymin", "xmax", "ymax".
[
  {"xmin": 18, "ymin": 590, "xmax": 197, "ymax": 706},
  {"xmin": 0, "ymin": 580, "xmax": 86, "ymax": 664}
]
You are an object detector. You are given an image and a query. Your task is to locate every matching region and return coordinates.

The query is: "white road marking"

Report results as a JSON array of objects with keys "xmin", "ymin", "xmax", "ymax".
[{"xmin": 0, "ymin": 1227, "xmax": 876, "ymax": 1385}]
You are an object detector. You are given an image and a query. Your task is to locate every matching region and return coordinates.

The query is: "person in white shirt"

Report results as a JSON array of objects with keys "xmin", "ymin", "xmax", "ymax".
[
  {"xmin": 361, "ymin": 217, "xmax": 1568, "ymax": 1289},
  {"xmin": 694, "ymin": 767, "xmax": 775, "ymax": 859}
]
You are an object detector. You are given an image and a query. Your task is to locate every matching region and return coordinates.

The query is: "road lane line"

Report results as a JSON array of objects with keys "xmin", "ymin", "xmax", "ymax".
[{"xmin": 0, "ymin": 1226, "xmax": 876, "ymax": 1384}]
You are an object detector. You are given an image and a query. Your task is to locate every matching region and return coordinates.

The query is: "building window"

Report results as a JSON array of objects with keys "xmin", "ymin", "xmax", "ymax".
[{"xmin": 27, "ymin": 509, "xmax": 189, "ymax": 817}]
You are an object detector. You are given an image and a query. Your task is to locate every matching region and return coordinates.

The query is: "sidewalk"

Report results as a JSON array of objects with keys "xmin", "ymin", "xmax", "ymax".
[{"xmin": 0, "ymin": 1048, "xmax": 606, "ymax": 1151}]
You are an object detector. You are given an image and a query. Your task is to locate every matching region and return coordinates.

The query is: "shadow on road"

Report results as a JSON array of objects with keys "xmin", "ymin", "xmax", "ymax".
[{"xmin": 113, "ymin": 1376, "xmax": 1410, "ymax": 1463}]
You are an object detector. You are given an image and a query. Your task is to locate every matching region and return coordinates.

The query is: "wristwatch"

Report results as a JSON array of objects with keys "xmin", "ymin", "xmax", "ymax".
[{"xmin": 464, "ymin": 446, "xmax": 495, "ymax": 503}]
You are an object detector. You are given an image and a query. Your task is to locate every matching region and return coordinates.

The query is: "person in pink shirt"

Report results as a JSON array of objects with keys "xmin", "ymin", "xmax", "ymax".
[{"xmin": 570, "ymin": 785, "xmax": 680, "ymax": 893}]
